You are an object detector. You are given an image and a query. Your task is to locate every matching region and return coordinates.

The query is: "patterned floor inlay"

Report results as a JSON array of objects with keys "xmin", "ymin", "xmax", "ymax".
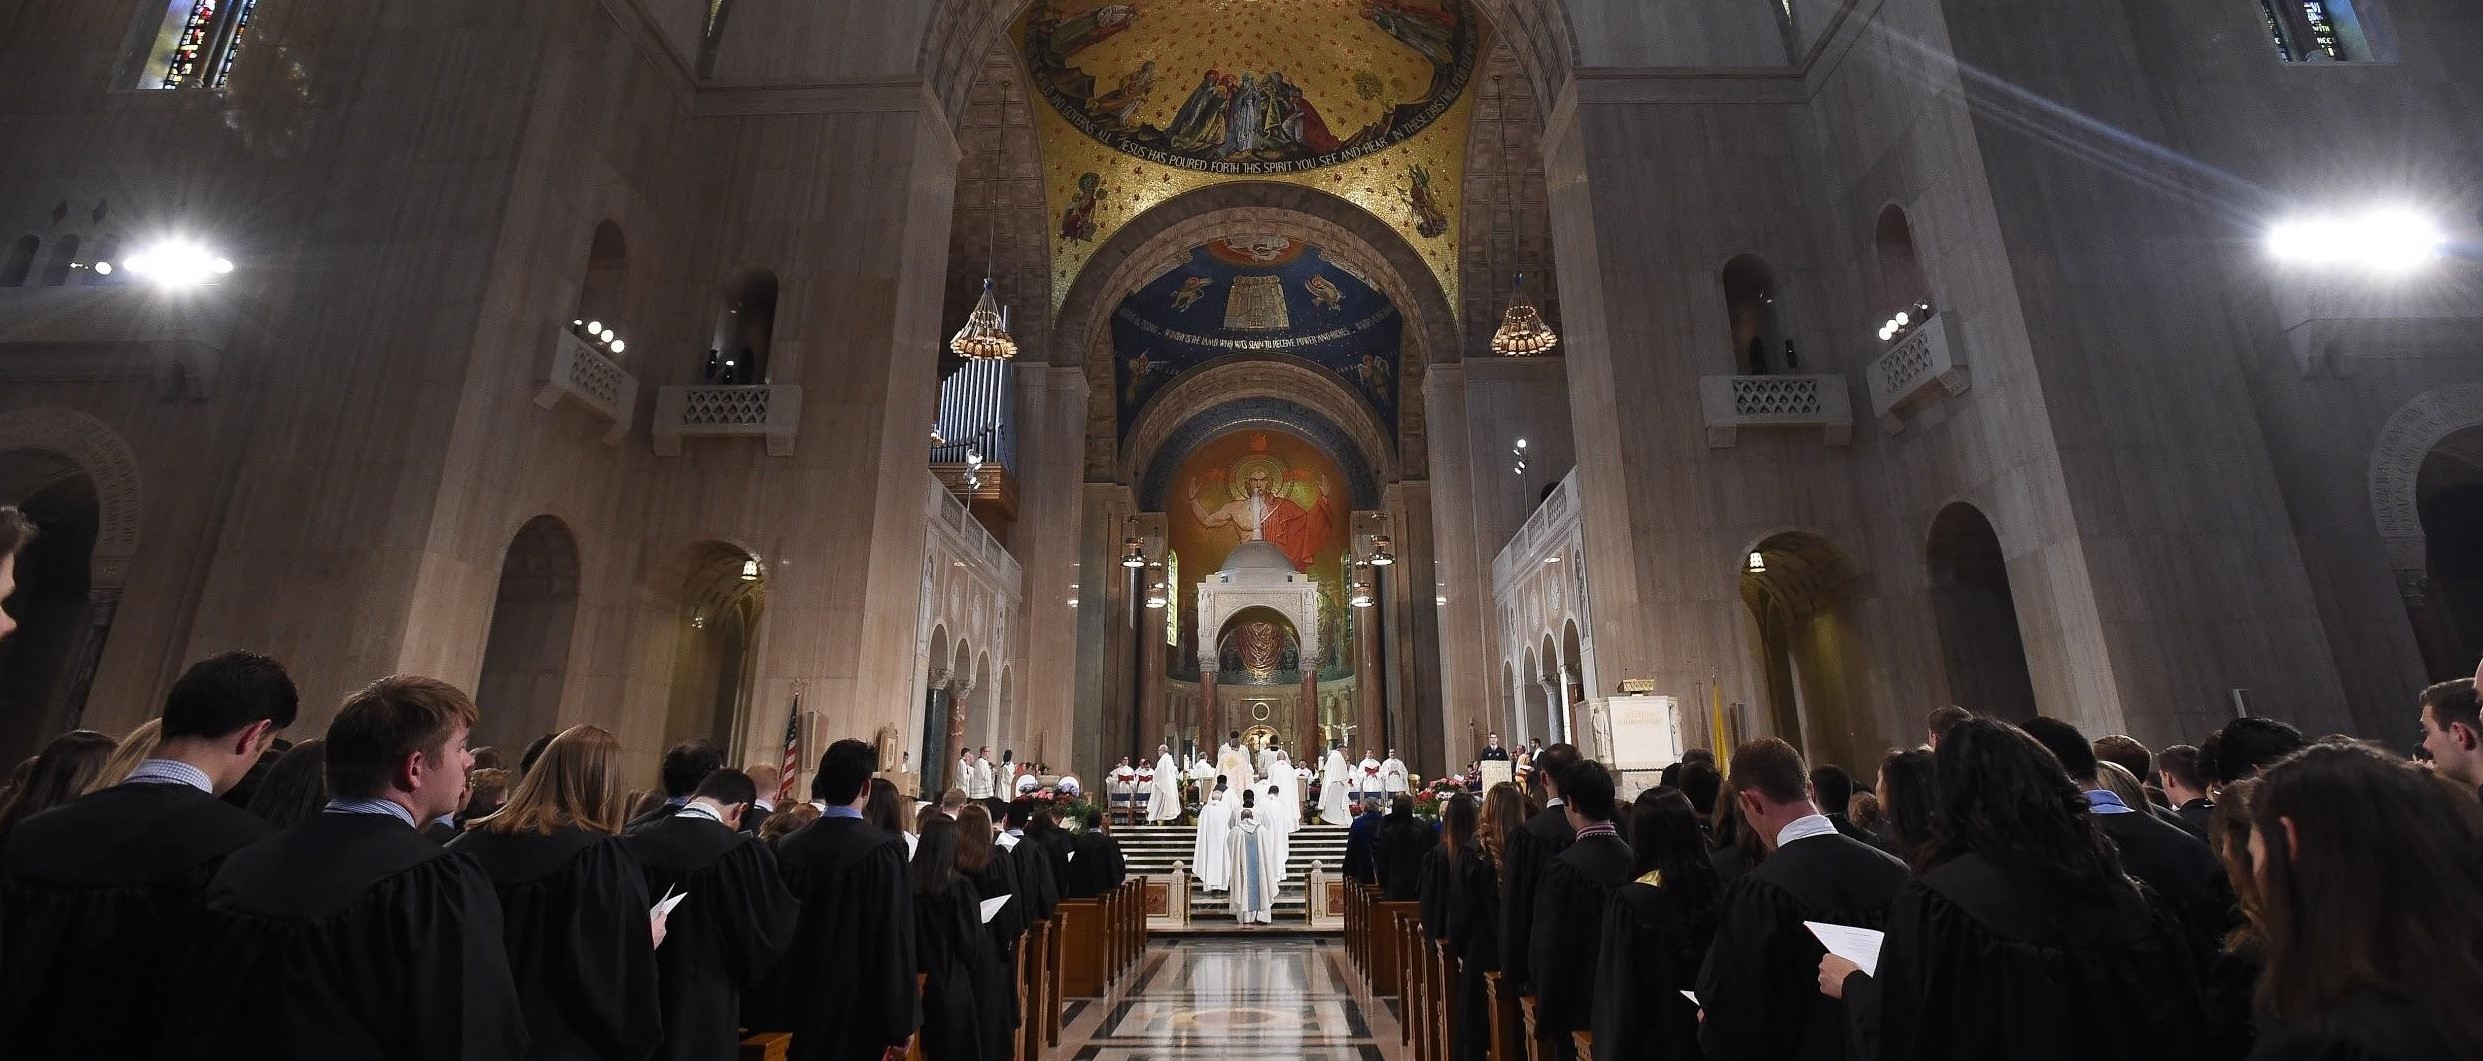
[{"xmin": 1055, "ymin": 938, "xmax": 1405, "ymax": 1060}]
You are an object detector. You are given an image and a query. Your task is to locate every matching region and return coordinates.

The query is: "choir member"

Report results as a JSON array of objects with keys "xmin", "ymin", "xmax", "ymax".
[
  {"xmin": 624, "ymin": 767, "xmax": 800, "ymax": 1061},
  {"xmin": 167, "ymin": 674, "xmax": 527, "ymax": 1059},
  {"xmin": 955, "ymin": 803, "xmax": 1024, "ymax": 1061},
  {"xmin": 1447, "ymin": 783, "xmax": 1525, "ymax": 1061},
  {"xmin": 1375, "ymin": 793, "xmax": 1432, "ymax": 901},
  {"xmin": 1497, "ymin": 742, "xmax": 1579, "ymax": 997},
  {"xmin": 627, "ymin": 739, "xmax": 724, "ymax": 833},
  {"xmin": 2416, "ymin": 678, "xmax": 2483, "ymax": 799},
  {"xmin": 911, "ymin": 815, "xmax": 991, "ymax": 1061},
  {"xmin": 1823, "ymin": 717, "xmax": 2206, "ymax": 1060},
  {"xmin": 1870, "ymin": 747, "xmax": 1938, "ymax": 868},
  {"xmin": 448, "ymin": 724, "xmax": 662, "ymax": 1060},
  {"xmin": 2242, "ymin": 742, "xmax": 2483, "ymax": 1061},
  {"xmin": 1591, "ymin": 785, "xmax": 1719, "ymax": 1061},
  {"xmin": 1526, "ymin": 759, "xmax": 1633, "ymax": 1059},
  {"xmin": 1066, "ymin": 807, "xmax": 1127, "ymax": 897},
  {"xmin": 751, "ymin": 738, "xmax": 918, "ymax": 1061},
  {"xmin": 0, "ymin": 651, "xmax": 297, "ymax": 1059},
  {"xmin": 1696, "ymin": 738, "xmax": 1906, "ymax": 1061},
  {"xmin": 0, "ymin": 729, "xmax": 116, "ymax": 840},
  {"xmin": 2023, "ymin": 716, "xmax": 2232, "ymax": 953},
  {"xmin": 1001, "ymin": 797, "xmax": 1059, "ymax": 921}
]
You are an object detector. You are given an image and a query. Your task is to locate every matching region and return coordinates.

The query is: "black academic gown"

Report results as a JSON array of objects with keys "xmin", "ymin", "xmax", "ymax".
[
  {"xmin": 2245, "ymin": 993, "xmax": 2460, "ymax": 1061},
  {"xmin": 1065, "ymin": 830, "xmax": 1126, "ymax": 898},
  {"xmin": 2204, "ymin": 939, "xmax": 2265, "ymax": 1061},
  {"xmin": 1006, "ymin": 833, "xmax": 1059, "ymax": 923},
  {"xmin": 622, "ymin": 813, "xmax": 801, "ymax": 1061},
  {"xmin": 166, "ymin": 810, "xmax": 529, "ymax": 1060},
  {"xmin": 1527, "ymin": 831, "xmax": 1634, "ymax": 1039},
  {"xmin": 0, "ymin": 782, "xmax": 274, "ymax": 1058},
  {"xmin": 2095, "ymin": 807, "xmax": 2233, "ymax": 954},
  {"xmin": 1034, "ymin": 826, "xmax": 1075, "ymax": 900},
  {"xmin": 1376, "ymin": 816, "xmax": 1433, "ymax": 901},
  {"xmin": 449, "ymin": 826, "xmax": 663, "ymax": 1061},
  {"xmin": 1695, "ymin": 831, "xmax": 1907, "ymax": 1061},
  {"xmin": 915, "ymin": 882, "xmax": 990, "ymax": 1061},
  {"xmin": 1841, "ymin": 852, "xmax": 2206, "ymax": 1061},
  {"xmin": 1496, "ymin": 803, "xmax": 1576, "ymax": 994},
  {"xmin": 625, "ymin": 801, "xmax": 685, "ymax": 834},
  {"xmin": 750, "ymin": 815, "xmax": 918, "ymax": 1061},
  {"xmin": 1417, "ymin": 844, "xmax": 1452, "ymax": 940},
  {"xmin": 2174, "ymin": 798, "xmax": 2214, "ymax": 839},
  {"xmin": 1590, "ymin": 874, "xmax": 1715, "ymax": 1061},
  {"xmin": 1445, "ymin": 848, "xmax": 1503, "ymax": 1061},
  {"xmin": 963, "ymin": 855, "xmax": 1026, "ymax": 1061}
]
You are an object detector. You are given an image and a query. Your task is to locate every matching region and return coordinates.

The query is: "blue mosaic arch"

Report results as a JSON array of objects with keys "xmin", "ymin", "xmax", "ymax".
[{"xmin": 1137, "ymin": 397, "xmax": 1381, "ymax": 513}]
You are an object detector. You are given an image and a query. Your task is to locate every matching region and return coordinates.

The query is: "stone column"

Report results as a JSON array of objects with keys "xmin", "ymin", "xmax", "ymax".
[
  {"xmin": 924, "ymin": 669, "xmax": 953, "ymax": 792},
  {"xmin": 1538, "ymin": 675, "xmax": 1564, "ymax": 745},
  {"xmin": 1138, "ymin": 601, "xmax": 1167, "ymax": 759},
  {"xmin": 946, "ymin": 678, "xmax": 974, "ymax": 793},
  {"xmin": 1356, "ymin": 601, "xmax": 1385, "ymax": 756},
  {"xmin": 1198, "ymin": 650, "xmax": 1220, "ymax": 746}
]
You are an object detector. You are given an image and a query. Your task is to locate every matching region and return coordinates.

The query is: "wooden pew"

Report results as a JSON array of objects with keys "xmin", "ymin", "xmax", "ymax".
[
  {"xmin": 1058, "ymin": 898, "xmax": 1108, "ymax": 998},
  {"xmin": 1483, "ymin": 971, "xmax": 1525, "ymax": 1061},
  {"xmin": 1019, "ymin": 918, "xmax": 1048, "ymax": 1061},
  {"xmin": 1372, "ymin": 900, "xmax": 1418, "ymax": 1000},
  {"xmin": 1432, "ymin": 939, "xmax": 1458, "ymax": 1061},
  {"xmin": 1045, "ymin": 907, "xmax": 1066, "ymax": 1047},
  {"xmin": 1573, "ymin": 1030, "xmax": 1595, "ymax": 1061},
  {"xmin": 1520, "ymin": 996, "xmax": 1545, "ymax": 1061},
  {"xmin": 904, "ymin": 974, "xmax": 929, "ymax": 1061},
  {"xmin": 1397, "ymin": 911, "xmax": 1421, "ymax": 1050},
  {"xmin": 736, "ymin": 1032, "xmax": 791, "ymax": 1061}
]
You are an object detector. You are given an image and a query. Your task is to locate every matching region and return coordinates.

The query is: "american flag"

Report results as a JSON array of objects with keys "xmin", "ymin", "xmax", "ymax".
[{"xmin": 776, "ymin": 688, "xmax": 802, "ymax": 806}]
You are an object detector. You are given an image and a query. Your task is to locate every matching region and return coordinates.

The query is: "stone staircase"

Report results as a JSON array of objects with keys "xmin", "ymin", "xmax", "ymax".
[{"xmin": 1113, "ymin": 821, "xmax": 1350, "ymax": 918}]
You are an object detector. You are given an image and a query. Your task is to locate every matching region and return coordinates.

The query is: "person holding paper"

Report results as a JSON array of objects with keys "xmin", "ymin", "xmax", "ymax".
[
  {"xmin": 746, "ymin": 739, "xmax": 919, "ymax": 1061},
  {"xmin": 1695, "ymin": 737, "xmax": 1905, "ymax": 1061},
  {"xmin": 1819, "ymin": 718, "xmax": 2207, "ymax": 1060},
  {"xmin": 1590, "ymin": 785, "xmax": 1718, "ymax": 1061},
  {"xmin": 1526, "ymin": 759, "xmax": 1634, "ymax": 1061},
  {"xmin": 624, "ymin": 767, "xmax": 800, "ymax": 1061},
  {"xmin": 1357, "ymin": 749, "xmax": 1383, "ymax": 801},
  {"xmin": 909, "ymin": 816, "xmax": 992, "ymax": 1061},
  {"xmin": 447, "ymin": 724, "xmax": 664, "ymax": 1061},
  {"xmin": 1380, "ymin": 749, "xmax": 1409, "ymax": 795}
]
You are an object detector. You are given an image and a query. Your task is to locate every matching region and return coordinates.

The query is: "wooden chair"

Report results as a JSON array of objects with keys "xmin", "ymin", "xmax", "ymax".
[{"xmin": 736, "ymin": 1032, "xmax": 791, "ymax": 1061}]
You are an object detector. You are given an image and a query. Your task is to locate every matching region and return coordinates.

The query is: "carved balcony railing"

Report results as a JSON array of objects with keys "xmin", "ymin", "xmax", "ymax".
[
  {"xmin": 535, "ymin": 330, "xmax": 638, "ymax": 445},
  {"xmin": 652, "ymin": 383, "xmax": 803, "ymax": 456},
  {"xmin": 1866, "ymin": 310, "xmax": 1970, "ymax": 433},
  {"xmin": 1698, "ymin": 374, "xmax": 1853, "ymax": 447}
]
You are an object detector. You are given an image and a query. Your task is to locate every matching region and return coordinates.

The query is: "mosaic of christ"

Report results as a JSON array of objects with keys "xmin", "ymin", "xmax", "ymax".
[{"xmin": 1022, "ymin": 0, "xmax": 1476, "ymax": 174}]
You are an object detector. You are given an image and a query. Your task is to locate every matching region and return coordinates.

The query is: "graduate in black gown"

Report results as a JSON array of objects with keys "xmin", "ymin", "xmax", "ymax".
[
  {"xmin": 2238, "ymin": 742, "xmax": 2483, "ymax": 1061},
  {"xmin": 1447, "ymin": 783, "xmax": 1524, "ymax": 1061},
  {"xmin": 624, "ymin": 766, "xmax": 801, "ymax": 1061},
  {"xmin": 627, "ymin": 739, "xmax": 724, "ymax": 834},
  {"xmin": 1066, "ymin": 808, "xmax": 1127, "ymax": 897},
  {"xmin": 1497, "ymin": 743, "xmax": 1578, "ymax": 996},
  {"xmin": 911, "ymin": 815, "xmax": 992, "ymax": 1061},
  {"xmin": 955, "ymin": 803, "xmax": 1024, "ymax": 1061},
  {"xmin": 1526, "ymin": 759, "xmax": 1633, "ymax": 1059},
  {"xmin": 749, "ymin": 738, "xmax": 917, "ymax": 1061},
  {"xmin": 1695, "ymin": 738, "xmax": 1906, "ymax": 1061},
  {"xmin": 1822, "ymin": 718, "xmax": 2205, "ymax": 1061},
  {"xmin": 1375, "ymin": 793, "xmax": 1433, "ymax": 900},
  {"xmin": 448, "ymin": 724, "xmax": 663, "ymax": 1061},
  {"xmin": 2201, "ymin": 780, "xmax": 2265, "ymax": 1061},
  {"xmin": 0, "ymin": 652, "xmax": 297, "ymax": 1058},
  {"xmin": 2024, "ymin": 716, "xmax": 2234, "ymax": 956},
  {"xmin": 166, "ymin": 674, "xmax": 528, "ymax": 1059},
  {"xmin": 1591, "ymin": 785, "xmax": 1719, "ymax": 1061},
  {"xmin": 1003, "ymin": 797, "xmax": 1060, "ymax": 923}
]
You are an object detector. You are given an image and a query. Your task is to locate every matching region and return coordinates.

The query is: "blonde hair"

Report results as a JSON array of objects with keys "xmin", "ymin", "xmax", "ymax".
[
  {"xmin": 86, "ymin": 718, "xmax": 163, "ymax": 795},
  {"xmin": 477, "ymin": 724, "xmax": 624, "ymax": 835},
  {"xmin": 1479, "ymin": 781, "xmax": 1527, "ymax": 877},
  {"xmin": 2093, "ymin": 759, "xmax": 2148, "ymax": 809}
]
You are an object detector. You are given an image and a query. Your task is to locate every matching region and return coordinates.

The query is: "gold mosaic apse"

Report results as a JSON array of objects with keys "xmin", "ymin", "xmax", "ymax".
[{"xmin": 1019, "ymin": 0, "xmax": 1478, "ymax": 315}]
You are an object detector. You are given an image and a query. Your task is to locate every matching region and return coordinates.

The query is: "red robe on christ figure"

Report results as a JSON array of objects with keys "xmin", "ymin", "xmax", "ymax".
[{"xmin": 1188, "ymin": 467, "xmax": 1338, "ymax": 573}]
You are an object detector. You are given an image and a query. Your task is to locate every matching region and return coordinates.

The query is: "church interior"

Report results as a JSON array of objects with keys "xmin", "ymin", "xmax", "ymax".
[{"xmin": 0, "ymin": 0, "xmax": 2477, "ymax": 798}]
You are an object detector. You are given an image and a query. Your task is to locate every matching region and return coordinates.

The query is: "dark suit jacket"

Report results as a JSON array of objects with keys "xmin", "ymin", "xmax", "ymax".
[
  {"xmin": 2096, "ymin": 806, "xmax": 2232, "ymax": 949},
  {"xmin": 1345, "ymin": 810, "xmax": 1384, "ymax": 883}
]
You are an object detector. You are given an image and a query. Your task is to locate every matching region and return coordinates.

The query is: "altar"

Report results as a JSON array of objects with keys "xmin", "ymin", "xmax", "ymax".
[{"xmin": 1193, "ymin": 539, "xmax": 1325, "ymax": 751}]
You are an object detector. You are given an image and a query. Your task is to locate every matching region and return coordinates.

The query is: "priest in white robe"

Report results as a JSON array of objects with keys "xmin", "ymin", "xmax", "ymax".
[
  {"xmin": 1267, "ymin": 748, "xmax": 1299, "ymax": 813},
  {"xmin": 1225, "ymin": 791, "xmax": 1281, "ymax": 924},
  {"xmin": 1215, "ymin": 734, "xmax": 1255, "ymax": 793},
  {"xmin": 1260, "ymin": 780, "xmax": 1297, "ymax": 883},
  {"xmin": 1146, "ymin": 745, "xmax": 1183, "ymax": 822},
  {"xmin": 1191, "ymin": 783, "xmax": 1234, "ymax": 892},
  {"xmin": 1380, "ymin": 749, "xmax": 1409, "ymax": 795},
  {"xmin": 1318, "ymin": 743, "xmax": 1354, "ymax": 825},
  {"xmin": 1357, "ymin": 750, "xmax": 1382, "ymax": 801}
]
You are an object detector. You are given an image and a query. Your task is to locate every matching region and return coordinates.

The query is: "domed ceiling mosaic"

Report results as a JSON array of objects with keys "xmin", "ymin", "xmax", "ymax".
[
  {"xmin": 1017, "ymin": 0, "xmax": 1481, "ymax": 314},
  {"xmin": 1113, "ymin": 237, "xmax": 1401, "ymax": 434}
]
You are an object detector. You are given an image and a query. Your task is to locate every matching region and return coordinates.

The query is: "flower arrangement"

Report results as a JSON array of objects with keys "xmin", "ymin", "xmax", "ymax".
[
  {"xmin": 1021, "ymin": 787, "xmax": 1104, "ymax": 833},
  {"xmin": 1411, "ymin": 776, "xmax": 1463, "ymax": 820}
]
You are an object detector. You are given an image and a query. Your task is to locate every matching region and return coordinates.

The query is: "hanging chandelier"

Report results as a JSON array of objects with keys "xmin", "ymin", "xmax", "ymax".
[
  {"xmin": 949, "ymin": 277, "xmax": 1017, "ymax": 360},
  {"xmin": 1491, "ymin": 272, "xmax": 1559, "ymax": 357}
]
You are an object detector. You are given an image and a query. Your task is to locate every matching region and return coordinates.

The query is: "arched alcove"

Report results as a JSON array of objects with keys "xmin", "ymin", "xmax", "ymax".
[
  {"xmin": 1926, "ymin": 503, "xmax": 2038, "ymax": 722},
  {"xmin": 473, "ymin": 516, "xmax": 582, "ymax": 753},
  {"xmin": 1721, "ymin": 254, "xmax": 1792, "ymax": 375},
  {"xmin": 0, "ymin": 449, "xmax": 99, "ymax": 763},
  {"xmin": 1520, "ymin": 645, "xmax": 1547, "ymax": 745},
  {"xmin": 1874, "ymin": 205, "xmax": 1931, "ymax": 315},
  {"xmin": 2417, "ymin": 426, "xmax": 2483, "ymax": 679},
  {"xmin": 921, "ymin": 624, "xmax": 951, "ymax": 789},
  {"xmin": 1501, "ymin": 660, "xmax": 1519, "ymax": 743},
  {"xmin": 1, "ymin": 236, "xmax": 35, "ymax": 286},
  {"xmin": 38, "ymin": 235, "xmax": 79, "ymax": 287},
  {"xmin": 706, "ymin": 270, "xmax": 778, "ymax": 384},
  {"xmin": 1740, "ymin": 531, "xmax": 1874, "ymax": 770},
  {"xmin": 1560, "ymin": 618, "xmax": 1585, "ymax": 724},
  {"xmin": 662, "ymin": 542, "xmax": 764, "ymax": 758},
  {"xmin": 578, "ymin": 220, "xmax": 629, "ymax": 335}
]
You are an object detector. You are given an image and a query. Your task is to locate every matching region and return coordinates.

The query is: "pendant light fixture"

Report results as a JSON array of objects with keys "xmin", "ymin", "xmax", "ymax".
[
  {"xmin": 949, "ymin": 184, "xmax": 1017, "ymax": 360},
  {"xmin": 1491, "ymin": 271, "xmax": 1559, "ymax": 356}
]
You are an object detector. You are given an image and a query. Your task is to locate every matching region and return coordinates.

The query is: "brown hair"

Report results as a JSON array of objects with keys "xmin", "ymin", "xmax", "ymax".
[
  {"xmin": 0, "ymin": 730, "xmax": 117, "ymax": 833},
  {"xmin": 761, "ymin": 801, "xmax": 819, "ymax": 844},
  {"xmin": 1727, "ymin": 737, "xmax": 1809, "ymax": 805},
  {"xmin": 956, "ymin": 802, "xmax": 997, "ymax": 874},
  {"xmin": 325, "ymin": 676, "xmax": 477, "ymax": 801},
  {"xmin": 0, "ymin": 506, "xmax": 33, "ymax": 557},
  {"xmin": 2252, "ymin": 743, "xmax": 2483, "ymax": 1053},
  {"xmin": 2208, "ymin": 778, "xmax": 2262, "ymax": 953},
  {"xmin": 1478, "ymin": 782, "xmax": 1527, "ymax": 878},
  {"xmin": 478, "ymin": 724, "xmax": 624, "ymax": 835},
  {"xmin": 85, "ymin": 717, "xmax": 163, "ymax": 795}
]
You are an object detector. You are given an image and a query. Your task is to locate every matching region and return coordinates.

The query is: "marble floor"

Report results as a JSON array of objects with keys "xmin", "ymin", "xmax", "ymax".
[{"xmin": 1056, "ymin": 938, "xmax": 1409, "ymax": 1060}]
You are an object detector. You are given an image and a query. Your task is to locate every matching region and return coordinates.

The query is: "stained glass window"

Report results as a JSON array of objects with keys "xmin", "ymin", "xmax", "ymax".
[
  {"xmin": 2260, "ymin": 0, "xmax": 2365, "ymax": 62},
  {"xmin": 148, "ymin": 0, "xmax": 256, "ymax": 90},
  {"xmin": 2298, "ymin": 1, "xmax": 2343, "ymax": 59}
]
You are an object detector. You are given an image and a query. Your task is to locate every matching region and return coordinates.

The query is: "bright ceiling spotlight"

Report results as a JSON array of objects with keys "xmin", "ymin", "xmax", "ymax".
[
  {"xmin": 608, "ymin": 340, "xmax": 626, "ymax": 354},
  {"xmin": 120, "ymin": 239, "xmax": 234, "ymax": 289},
  {"xmin": 2268, "ymin": 206, "xmax": 2446, "ymax": 272}
]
